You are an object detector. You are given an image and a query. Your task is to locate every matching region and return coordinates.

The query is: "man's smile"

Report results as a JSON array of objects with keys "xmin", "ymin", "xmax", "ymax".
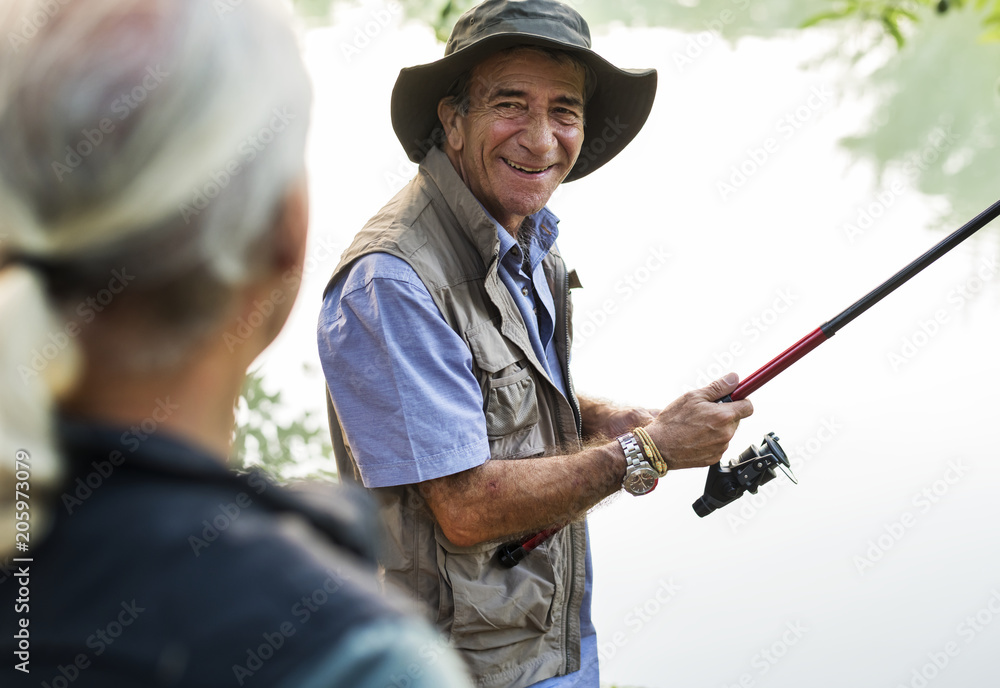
[{"xmin": 502, "ymin": 158, "xmax": 554, "ymax": 175}]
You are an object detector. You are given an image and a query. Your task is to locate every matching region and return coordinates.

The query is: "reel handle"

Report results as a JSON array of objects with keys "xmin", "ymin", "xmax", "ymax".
[{"xmin": 692, "ymin": 432, "xmax": 796, "ymax": 517}]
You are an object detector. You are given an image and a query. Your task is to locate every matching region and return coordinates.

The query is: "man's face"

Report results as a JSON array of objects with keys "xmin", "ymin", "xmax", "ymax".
[{"xmin": 439, "ymin": 48, "xmax": 586, "ymax": 234}]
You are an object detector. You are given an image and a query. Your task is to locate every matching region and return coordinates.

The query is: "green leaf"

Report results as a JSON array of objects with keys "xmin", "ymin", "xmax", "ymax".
[
  {"xmin": 979, "ymin": 23, "xmax": 1000, "ymax": 39},
  {"xmin": 800, "ymin": 7, "xmax": 859, "ymax": 28},
  {"xmin": 882, "ymin": 14, "xmax": 906, "ymax": 46}
]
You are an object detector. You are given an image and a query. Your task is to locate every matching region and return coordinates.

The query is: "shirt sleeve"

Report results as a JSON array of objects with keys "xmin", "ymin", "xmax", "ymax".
[{"xmin": 317, "ymin": 252, "xmax": 491, "ymax": 488}]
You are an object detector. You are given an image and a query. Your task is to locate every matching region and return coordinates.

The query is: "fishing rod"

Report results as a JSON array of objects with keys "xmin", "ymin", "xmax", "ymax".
[
  {"xmin": 692, "ymin": 195, "xmax": 1000, "ymax": 516},
  {"xmin": 498, "ymin": 196, "xmax": 1000, "ymax": 565}
]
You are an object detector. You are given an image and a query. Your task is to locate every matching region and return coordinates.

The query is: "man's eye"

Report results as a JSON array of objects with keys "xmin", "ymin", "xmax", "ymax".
[{"xmin": 554, "ymin": 108, "xmax": 582, "ymax": 121}]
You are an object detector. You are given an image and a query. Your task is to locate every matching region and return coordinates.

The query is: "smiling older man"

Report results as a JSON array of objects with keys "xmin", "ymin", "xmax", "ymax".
[{"xmin": 317, "ymin": 1, "xmax": 754, "ymax": 687}]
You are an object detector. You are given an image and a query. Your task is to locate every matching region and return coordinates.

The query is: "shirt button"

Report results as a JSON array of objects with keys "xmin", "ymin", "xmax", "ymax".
[{"xmin": 521, "ymin": 287, "xmax": 529, "ymax": 296}]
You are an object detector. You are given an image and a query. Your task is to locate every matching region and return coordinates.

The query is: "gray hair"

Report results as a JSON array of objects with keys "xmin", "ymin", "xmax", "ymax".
[{"xmin": 0, "ymin": 0, "xmax": 312, "ymax": 554}]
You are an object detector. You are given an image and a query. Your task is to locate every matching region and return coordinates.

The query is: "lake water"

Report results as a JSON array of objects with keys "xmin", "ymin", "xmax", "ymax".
[{"xmin": 259, "ymin": 5, "xmax": 1000, "ymax": 686}]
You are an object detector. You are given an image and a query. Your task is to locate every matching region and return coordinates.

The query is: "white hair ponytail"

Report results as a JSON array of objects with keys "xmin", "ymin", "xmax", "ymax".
[
  {"xmin": 0, "ymin": 0, "xmax": 312, "ymax": 555},
  {"xmin": 0, "ymin": 267, "xmax": 81, "ymax": 557}
]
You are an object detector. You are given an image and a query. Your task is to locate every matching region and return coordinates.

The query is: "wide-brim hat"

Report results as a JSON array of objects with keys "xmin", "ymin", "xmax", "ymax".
[{"xmin": 390, "ymin": 0, "xmax": 657, "ymax": 183}]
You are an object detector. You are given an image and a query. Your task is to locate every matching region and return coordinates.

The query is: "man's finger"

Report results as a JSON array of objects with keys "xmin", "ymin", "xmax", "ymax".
[
  {"xmin": 729, "ymin": 398, "xmax": 754, "ymax": 420},
  {"xmin": 699, "ymin": 372, "xmax": 740, "ymax": 402}
]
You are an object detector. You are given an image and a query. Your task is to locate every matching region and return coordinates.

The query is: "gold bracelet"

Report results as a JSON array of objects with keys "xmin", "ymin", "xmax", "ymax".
[{"xmin": 633, "ymin": 426, "xmax": 667, "ymax": 477}]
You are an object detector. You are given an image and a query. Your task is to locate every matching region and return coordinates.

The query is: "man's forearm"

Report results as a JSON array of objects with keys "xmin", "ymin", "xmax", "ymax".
[
  {"xmin": 420, "ymin": 376, "xmax": 754, "ymax": 548},
  {"xmin": 578, "ymin": 393, "xmax": 656, "ymax": 441},
  {"xmin": 578, "ymin": 394, "xmax": 616, "ymax": 439},
  {"xmin": 419, "ymin": 440, "xmax": 625, "ymax": 547}
]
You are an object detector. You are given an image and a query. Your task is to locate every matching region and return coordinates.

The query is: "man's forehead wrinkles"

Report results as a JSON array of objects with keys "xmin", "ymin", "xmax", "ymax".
[
  {"xmin": 475, "ymin": 75, "xmax": 586, "ymax": 103},
  {"xmin": 489, "ymin": 87, "xmax": 528, "ymax": 99}
]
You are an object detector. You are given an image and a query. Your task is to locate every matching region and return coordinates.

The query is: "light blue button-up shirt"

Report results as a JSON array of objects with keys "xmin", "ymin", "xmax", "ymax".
[{"xmin": 317, "ymin": 205, "xmax": 598, "ymax": 687}]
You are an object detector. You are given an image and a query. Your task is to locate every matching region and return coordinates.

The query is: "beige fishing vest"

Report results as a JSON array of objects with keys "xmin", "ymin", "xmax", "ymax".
[{"xmin": 324, "ymin": 146, "xmax": 587, "ymax": 688}]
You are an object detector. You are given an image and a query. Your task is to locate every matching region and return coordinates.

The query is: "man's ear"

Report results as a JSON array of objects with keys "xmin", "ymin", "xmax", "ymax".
[
  {"xmin": 437, "ymin": 97, "xmax": 465, "ymax": 152},
  {"xmin": 270, "ymin": 175, "xmax": 309, "ymax": 273}
]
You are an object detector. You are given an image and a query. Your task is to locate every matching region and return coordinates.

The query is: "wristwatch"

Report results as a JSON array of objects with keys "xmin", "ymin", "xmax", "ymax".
[{"xmin": 617, "ymin": 432, "xmax": 658, "ymax": 496}]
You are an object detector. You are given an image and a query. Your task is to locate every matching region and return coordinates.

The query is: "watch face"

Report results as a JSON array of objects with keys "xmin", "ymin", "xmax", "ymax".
[{"xmin": 625, "ymin": 467, "xmax": 658, "ymax": 495}]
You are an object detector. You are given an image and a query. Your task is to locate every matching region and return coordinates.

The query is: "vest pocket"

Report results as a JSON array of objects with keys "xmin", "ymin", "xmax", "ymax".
[
  {"xmin": 467, "ymin": 321, "xmax": 540, "ymax": 440},
  {"xmin": 485, "ymin": 366, "xmax": 539, "ymax": 438},
  {"xmin": 434, "ymin": 528, "xmax": 556, "ymax": 652}
]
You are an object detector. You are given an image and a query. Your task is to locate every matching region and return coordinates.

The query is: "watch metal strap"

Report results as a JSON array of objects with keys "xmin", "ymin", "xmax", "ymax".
[{"xmin": 617, "ymin": 432, "xmax": 646, "ymax": 469}]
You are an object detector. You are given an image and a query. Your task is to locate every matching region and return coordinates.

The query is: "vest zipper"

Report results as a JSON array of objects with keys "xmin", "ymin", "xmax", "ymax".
[
  {"xmin": 561, "ymin": 268, "xmax": 582, "ymax": 439},
  {"xmin": 559, "ymin": 264, "xmax": 582, "ymax": 675}
]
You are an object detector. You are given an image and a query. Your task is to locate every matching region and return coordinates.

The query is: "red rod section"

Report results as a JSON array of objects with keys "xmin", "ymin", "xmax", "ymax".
[
  {"xmin": 729, "ymin": 327, "xmax": 829, "ymax": 401},
  {"xmin": 520, "ymin": 526, "xmax": 563, "ymax": 553}
]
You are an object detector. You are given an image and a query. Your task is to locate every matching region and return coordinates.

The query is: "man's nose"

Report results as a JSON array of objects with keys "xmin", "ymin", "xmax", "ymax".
[{"xmin": 517, "ymin": 111, "xmax": 557, "ymax": 156}]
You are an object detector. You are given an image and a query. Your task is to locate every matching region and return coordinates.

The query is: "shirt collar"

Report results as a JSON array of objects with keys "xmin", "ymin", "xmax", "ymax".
[
  {"xmin": 419, "ymin": 147, "xmax": 500, "ymax": 267},
  {"xmin": 479, "ymin": 204, "xmax": 561, "ymax": 274},
  {"xmin": 420, "ymin": 147, "xmax": 562, "ymax": 271}
]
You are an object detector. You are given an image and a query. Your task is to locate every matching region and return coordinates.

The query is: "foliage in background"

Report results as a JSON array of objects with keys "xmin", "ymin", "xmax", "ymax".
[
  {"xmin": 270, "ymin": 0, "xmax": 998, "ymax": 483},
  {"xmin": 828, "ymin": 4, "xmax": 1000, "ymax": 228},
  {"xmin": 230, "ymin": 367, "xmax": 337, "ymax": 483},
  {"xmin": 804, "ymin": 0, "xmax": 1000, "ymax": 46}
]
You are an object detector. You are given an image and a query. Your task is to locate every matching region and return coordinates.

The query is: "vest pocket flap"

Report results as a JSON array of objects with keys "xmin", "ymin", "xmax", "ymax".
[
  {"xmin": 486, "ymin": 369, "xmax": 539, "ymax": 439},
  {"xmin": 435, "ymin": 529, "xmax": 557, "ymax": 653},
  {"xmin": 466, "ymin": 320, "xmax": 520, "ymax": 374}
]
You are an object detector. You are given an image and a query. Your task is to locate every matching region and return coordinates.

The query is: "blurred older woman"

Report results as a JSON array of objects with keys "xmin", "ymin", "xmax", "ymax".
[{"xmin": 0, "ymin": 1, "xmax": 470, "ymax": 685}]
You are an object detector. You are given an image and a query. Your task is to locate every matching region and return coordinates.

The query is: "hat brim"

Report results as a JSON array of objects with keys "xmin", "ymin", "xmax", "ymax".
[{"xmin": 390, "ymin": 33, "xmax": 657, "ymax": 183}]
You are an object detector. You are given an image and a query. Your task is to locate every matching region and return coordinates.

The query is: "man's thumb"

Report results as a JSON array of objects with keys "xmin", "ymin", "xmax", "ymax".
[{"xmin": 703, "ymin": 372, "xmax": 740, "ymax": 401}]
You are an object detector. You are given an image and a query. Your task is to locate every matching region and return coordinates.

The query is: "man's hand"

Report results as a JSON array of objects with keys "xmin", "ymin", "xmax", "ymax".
[
  {"xmin": 419, "ymin": 375, "xmax": 751, "ymax": 547},
  {"xmin": 643, "ymin": 373, "xmax": 753, "ymax": 471},
  {"xmin": 579, "ymin": 396, "xmax": 659, "ymax": 440}
]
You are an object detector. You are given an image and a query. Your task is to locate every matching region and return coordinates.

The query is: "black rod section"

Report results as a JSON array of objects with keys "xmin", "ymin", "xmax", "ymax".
[{"xmin": 822, "ymin": 197, "xmax": 1000, "ymax": 336}]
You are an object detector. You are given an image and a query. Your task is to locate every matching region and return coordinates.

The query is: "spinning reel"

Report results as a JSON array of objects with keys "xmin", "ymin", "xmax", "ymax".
[{"xmin": 692, "ymin": 432, "xmax": 797, "ymax": 517}]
